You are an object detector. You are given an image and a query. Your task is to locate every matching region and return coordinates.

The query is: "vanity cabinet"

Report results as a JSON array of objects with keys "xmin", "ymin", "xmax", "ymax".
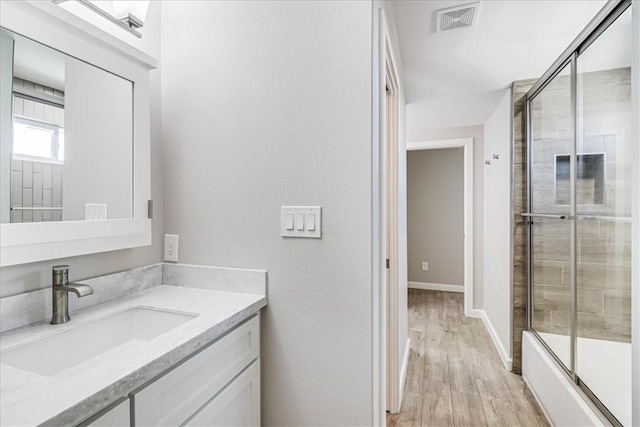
[
  {"xmin": 184, "ymin": 360, "xmax": 260, "ymax": 426},
  {"xmin": 132, "ymin": 315, "xmax": 260, "ymax": 426},
  {"xmin": 79, "ymin": 398, "xmax": 129, "ymax": 427}
]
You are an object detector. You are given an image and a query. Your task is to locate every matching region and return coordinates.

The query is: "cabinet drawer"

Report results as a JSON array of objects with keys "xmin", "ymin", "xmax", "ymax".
[
  {"xmin": 133, "ymin": 315, "xmax": 260, "ymax": 426},
  {"xmin": 184, "ymin": 360, "xmax": 260, "ymax": 427},
  {"xmin": 78, "ymin": 397, "xmax": 129, "ymax": 427}
]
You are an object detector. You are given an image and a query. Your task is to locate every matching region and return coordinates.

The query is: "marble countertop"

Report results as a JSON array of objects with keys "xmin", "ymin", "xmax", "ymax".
[{"xmin": 0, "ymin": 285, "xmax": 267, "ymax": 426}]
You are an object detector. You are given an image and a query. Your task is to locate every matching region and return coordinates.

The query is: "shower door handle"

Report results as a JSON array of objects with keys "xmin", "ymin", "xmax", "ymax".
[{"xmin": 521, "ymin": 213, "xmax": 572, "ymax": 220}]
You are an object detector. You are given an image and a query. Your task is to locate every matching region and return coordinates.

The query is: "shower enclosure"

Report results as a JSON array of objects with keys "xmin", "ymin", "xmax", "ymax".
[{"xmin": 524, "ymin": 1, "xmax": 633, "ymax": 425}]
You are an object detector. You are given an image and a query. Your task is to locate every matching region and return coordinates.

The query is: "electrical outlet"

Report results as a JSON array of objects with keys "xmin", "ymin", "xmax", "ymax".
[
  {"xmin": 422, "ymin": 262, "xmax": 429, "ymax": 271},
  {"xmin": 164, "ymin": 234, "xmax": 179, "ymax": 262}
]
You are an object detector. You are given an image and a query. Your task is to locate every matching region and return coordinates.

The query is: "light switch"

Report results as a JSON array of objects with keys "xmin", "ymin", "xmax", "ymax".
[
  {"xmin": 281, "ymin": 206, "xmax": 322, "ymax": 238},
  {"xmin": 307, "ymin": 213, "xmax": 316, "ymax": 231},
  {"xmin": 285, "ymin": 214, "xmax": 295, "ymax": 230}
]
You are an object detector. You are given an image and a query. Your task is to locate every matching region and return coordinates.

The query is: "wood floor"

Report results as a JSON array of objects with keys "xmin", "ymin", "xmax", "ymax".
[{"xmin": 387, "ymin": 289, "xmax": 549, "ymax": 427}]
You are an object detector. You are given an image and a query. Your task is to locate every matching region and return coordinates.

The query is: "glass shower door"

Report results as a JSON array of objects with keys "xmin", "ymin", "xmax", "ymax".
[
  {"xmin": 575, "ymin": 5, "xmax": 632, "ymax": 426},
  {"xmin": 526, "ymin": 2, "xmax": 633, "ymax": 425},
  {"xmin": 527, "ymin": 63, "xmax": 573, "ymax": 371}
]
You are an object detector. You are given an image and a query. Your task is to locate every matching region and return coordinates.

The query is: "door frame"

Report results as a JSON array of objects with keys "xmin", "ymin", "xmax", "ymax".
[
  {"xmin": 384, "ymin": 37, "xmax": 402, "ymax": 415},
  {"xmin": 406, "ymin": 138, "xmax": 475, "ymax": 318},
  {"xmin": 372, "ymin": 6, "xmax": 404, "ymax": 424}
]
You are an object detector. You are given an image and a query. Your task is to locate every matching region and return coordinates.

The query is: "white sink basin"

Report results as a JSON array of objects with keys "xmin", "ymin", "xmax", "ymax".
[{"xmin": 1, "ymin": 306, "xmax": 198, "ymax": 377}]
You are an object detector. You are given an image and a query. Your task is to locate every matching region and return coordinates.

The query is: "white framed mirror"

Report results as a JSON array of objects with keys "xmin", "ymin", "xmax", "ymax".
[{"xmin": 0, "ymin": 1, "xmax": 156, "ymax": 266}]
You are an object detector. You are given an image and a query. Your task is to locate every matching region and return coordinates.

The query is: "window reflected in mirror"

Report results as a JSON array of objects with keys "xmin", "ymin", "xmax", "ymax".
[{"xmin": 10, "ymin": 78, "xmax": 66, "ymax": 222}]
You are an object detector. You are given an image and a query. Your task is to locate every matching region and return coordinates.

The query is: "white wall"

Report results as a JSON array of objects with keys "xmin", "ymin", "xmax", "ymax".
[
  {"xmin": 160, "ymin": 2, "xmax": 375, "ymax": 424},
  {"xmin": 483, "ymin": 88, "xmax": 513, "ymax": 367},
  {"xmin": 406, "ymin": 125, "xmax": 484, "ymax": 309},
  {"xmin": 63, "ymin": 57, "xmax": 132, "ymax": 220},
  {"xmin": 0, "ymin": 2, "xmax": 163, "ymax": 298}
]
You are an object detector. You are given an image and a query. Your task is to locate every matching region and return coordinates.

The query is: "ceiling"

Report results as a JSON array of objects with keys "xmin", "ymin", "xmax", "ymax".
[{"xmin": 391, "ymin": 0, "xmax": 608, "ymax": 130}]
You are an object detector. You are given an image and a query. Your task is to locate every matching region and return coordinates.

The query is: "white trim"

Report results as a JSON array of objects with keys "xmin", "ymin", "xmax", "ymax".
[
  {"xmin": 406, "ymin": 138, "xmax": 474, "ymax": 317},
  {"xmin": 408, "ymin": 281, "xmax": 464, "ymax": 293},
  {"xmin": 467, "ymin": 309, "xmax": 483, "ymax": 319},
  {"xmin": 371, "ymin": 7, "xmax": 386, "ymax": 425},
  {"xmin": 3, "ymin": 1, "xmax": 156, "ymax": 69},
  {"xmin": 380, "ymin": 9, "xmax": 403, "ymax": 416},
  {"xmin": 407, "ymin": 138, "xmax": 471, "ymax": 151},
  {"xmin": 479, "ymin": 310, "xmax": 513, "ymax": 370},
  {"xmin": 398, "ymin": 338, "xmax": 410, "ymax": 407}
]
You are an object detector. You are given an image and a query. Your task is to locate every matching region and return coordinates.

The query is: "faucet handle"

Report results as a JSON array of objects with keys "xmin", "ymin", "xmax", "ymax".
[
  {"xmin": 52, "ymin": 265, "xmax": 69, "ymax": 286},
  {"xmin": 52, "ymin": 265, "xmax": 69, "ymax": 273}
]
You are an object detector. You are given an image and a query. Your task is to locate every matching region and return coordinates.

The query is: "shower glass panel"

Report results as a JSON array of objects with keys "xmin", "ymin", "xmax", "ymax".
[
  {"xmin": 530, "ymin": 218, "xmax": 572, "ymax": 368},
  {"xmin": 575, "ymin": 6, "xmax": 632, "ymax": 426},
  {"xmin": 529, "ymin": 63, "xmax": 572, "ymax": 371}
]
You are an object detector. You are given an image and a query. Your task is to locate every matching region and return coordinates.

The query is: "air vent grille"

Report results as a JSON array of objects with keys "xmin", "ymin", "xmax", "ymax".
[
  {"xmin": 436, "ymin": 2, "xmax": 480, "ymax": 33},
  {"xmin": 441, "ymin": 7, "xmax": 475, "ymax": 31}
]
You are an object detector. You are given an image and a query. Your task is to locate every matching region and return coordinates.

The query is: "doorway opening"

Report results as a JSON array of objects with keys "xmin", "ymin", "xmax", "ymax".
[{"xmin": 406, "ymin": 139, "xmax": 475, "ymax": 316}]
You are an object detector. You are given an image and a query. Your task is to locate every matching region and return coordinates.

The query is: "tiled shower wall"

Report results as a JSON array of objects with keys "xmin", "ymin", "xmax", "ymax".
[
  {"xmin": 11, "ymin": 160, "xmax": 62, "ymax": 223},
  {"xmin": 512, "ymin": 67, "xmax": 632, "ymax": 372}
]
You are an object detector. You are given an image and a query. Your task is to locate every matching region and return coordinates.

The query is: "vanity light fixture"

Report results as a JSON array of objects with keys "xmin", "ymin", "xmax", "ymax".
[{"xmin": 51, "ymin": 0, "xmax": 150, "ymax": 38}]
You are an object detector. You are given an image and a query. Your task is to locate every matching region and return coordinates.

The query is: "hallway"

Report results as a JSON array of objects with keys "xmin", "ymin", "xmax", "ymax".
[{"xmin": 387, "ymin": 290, "xmax": 549, "ymax": 427}]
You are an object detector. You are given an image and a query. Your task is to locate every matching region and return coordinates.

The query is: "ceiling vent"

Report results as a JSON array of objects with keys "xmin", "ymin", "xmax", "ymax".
[{"xmin": 435, "ymin": 2, "xmax": 481, "ymax": 33}]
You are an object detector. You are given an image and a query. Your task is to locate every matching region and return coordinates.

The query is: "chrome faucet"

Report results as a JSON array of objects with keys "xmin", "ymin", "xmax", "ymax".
[{"xmin": 51, "ymin": 265, "xmax": 94, "ymax": 325}]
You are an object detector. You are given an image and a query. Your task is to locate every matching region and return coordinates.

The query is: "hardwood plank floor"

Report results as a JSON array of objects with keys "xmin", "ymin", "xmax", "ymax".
[{"xmin": 387, "ymin": 290, "xmax": 549, "ymax": 427}]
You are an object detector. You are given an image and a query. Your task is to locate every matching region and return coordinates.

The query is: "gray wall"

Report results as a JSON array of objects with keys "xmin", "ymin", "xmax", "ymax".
[
  {"xmin": 407, "ymin": 148, "xmax": 464, "ymax": 285},
  {"xmin": 160, "ymin": 2, "xmax": 374, "ymax": 425},
  {"xmin": 0, "ymin": 2, "xmax": 163, "ymax": 297}
]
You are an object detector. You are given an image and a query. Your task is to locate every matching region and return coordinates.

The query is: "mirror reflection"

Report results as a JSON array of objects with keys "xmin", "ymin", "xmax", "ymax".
[{"xmin": 0, "ymin": 28, "xmax": 134, "ymax": 224}]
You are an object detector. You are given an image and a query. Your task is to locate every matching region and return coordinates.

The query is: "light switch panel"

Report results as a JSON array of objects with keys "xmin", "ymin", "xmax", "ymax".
[{"xmin": 281, "ymin": 206, "xmax": 321, "ymax": 238}]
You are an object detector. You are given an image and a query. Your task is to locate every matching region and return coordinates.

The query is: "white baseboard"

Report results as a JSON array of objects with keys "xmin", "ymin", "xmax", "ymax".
[
  {"xmin": 478, "ymin": 310, "xmax": 512, "ymax": 370},
  {"xmin": 408, "ymin": 281, "xmax": 464, "ymax": 293},
  {"xmin": 466, "ymin": 308, "xmax": 483, "ymax": 319},
  {"xmin": 398, "ymin": 338, "xmax": 410, "ymax": 407}
]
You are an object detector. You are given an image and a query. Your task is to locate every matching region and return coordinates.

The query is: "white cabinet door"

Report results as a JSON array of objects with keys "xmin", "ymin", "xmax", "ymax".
[
  {"xmin": 184, "ymin": 360, "xmax": 260, "ymax": 427},
  {"xmin": 80, "ymin": 398, "xmax": 129, "ymax": 427},
  {"xmin": 133, "ymin": 315, "xmax": 260, "ymax": 426}
]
